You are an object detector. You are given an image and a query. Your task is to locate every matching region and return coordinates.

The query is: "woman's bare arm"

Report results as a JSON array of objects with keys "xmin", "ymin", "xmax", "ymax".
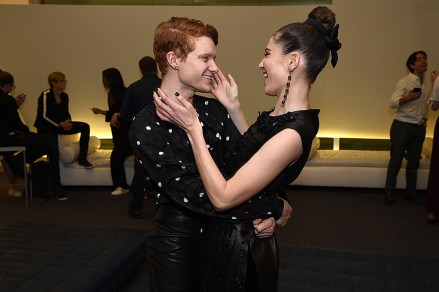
[{"xmin": 154, "ymin": 90, "xmax": 302, "ymax": 211}]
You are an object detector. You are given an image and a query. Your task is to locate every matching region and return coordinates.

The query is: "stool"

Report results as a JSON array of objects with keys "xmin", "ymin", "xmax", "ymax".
[{"xmin": 0, "ymin": 146, "xmax": 32, "ymax": 210}]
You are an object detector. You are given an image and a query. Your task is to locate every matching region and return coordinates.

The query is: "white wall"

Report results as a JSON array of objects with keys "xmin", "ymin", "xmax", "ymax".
[{"xmin": 1, "ymin": 0, "xmax": 438, "ymax": 138}]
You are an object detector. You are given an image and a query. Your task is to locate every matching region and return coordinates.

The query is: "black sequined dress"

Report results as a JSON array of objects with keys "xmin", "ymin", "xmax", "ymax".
[{"xmin": 201, "ymin": 109, "xmax": 320, "ymax": 292}]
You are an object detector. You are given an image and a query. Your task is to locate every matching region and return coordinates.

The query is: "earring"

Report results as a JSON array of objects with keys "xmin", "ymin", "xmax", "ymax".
[{"xmin": 282, "ymin": 71, "xmax": 292, "ymax": 105}]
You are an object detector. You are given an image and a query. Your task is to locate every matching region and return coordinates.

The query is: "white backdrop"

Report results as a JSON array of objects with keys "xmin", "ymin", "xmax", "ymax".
[{"xmin": 1, "ymin": 0, "xmax": 438, "ymax": 138}]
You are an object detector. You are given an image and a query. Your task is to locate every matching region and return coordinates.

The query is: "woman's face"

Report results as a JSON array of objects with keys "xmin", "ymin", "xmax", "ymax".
[
  {"xmin": 177, "ymin": 36, "xmax": 219, "ymax": 93},
  {"xmin": 258, "ymin": 37, "xmax": 290, "ymax": 97},
  {"xmin": 52, "ymin": 78, "xmax": 67, "ymax": 92}
]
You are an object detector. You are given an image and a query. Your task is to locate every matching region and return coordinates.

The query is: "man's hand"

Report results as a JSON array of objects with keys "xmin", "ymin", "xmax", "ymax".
[
  {"xmin": 110, "ymin": 112, "xmax": 120, "ymax": 127},
  {"xmin": 431, "ymin": 70, "xmax": 438, "ymax": 83},
  {"xmin": 253, "ymin": 218, "xmax": 276, "ymax": 238},
  {"xmin": 275, "ymin": 198, "xmax": 292, "ymax": 227}
]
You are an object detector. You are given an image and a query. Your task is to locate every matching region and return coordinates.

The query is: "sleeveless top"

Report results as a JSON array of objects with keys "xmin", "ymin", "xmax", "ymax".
[{"xmin": 201, "ymin": 109, "xmax": 320, "ymax": 292}]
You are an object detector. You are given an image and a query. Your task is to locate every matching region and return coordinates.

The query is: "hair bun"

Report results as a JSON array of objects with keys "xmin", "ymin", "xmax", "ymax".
[{"xmin": 304, "ymin": 7, "xmax": 341, "ymax": 68}]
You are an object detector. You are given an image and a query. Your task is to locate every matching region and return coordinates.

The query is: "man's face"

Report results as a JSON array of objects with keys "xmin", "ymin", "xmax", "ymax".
[
  {"xmin": 177, "ymin": 36, "xmax": 219, "ymax": 93},
  {"xmin": 411, "ymin": 53, "xmax": 428, "ymax": 76}
]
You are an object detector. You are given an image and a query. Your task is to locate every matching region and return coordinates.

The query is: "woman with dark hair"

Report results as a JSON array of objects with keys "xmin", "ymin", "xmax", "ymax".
[
  {"xmin": 154, "ymin": 6, "xmax": 341, "ymax": 291},
  {"xmin": 92, "ymin": 68, "xmax": 128, "ymax": 195}
]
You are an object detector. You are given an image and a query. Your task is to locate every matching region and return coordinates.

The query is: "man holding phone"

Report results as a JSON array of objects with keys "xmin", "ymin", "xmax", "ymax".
[
  {"xmin": 385, "ymin": 50, "xmax": 432, "ymax": 205},
  {"xmin": 0, "ymin": 71, "xmax": 64, "ymax": 200}
]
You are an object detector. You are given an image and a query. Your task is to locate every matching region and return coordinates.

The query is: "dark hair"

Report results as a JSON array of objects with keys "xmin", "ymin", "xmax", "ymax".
[
  {"xmin": 273, "ymin": 6, "xmax": 339, "ymax": 83},
  {"xmin": 406, "ymin": 51, "xmax": 427, "ymax": 73},
  {"xmin": 153, "ymin": 17, "xmax": 218, "ymax": 75},
  {"xmin": 0, "ymin": 71, "xmax": 14, "ymax": 87},
  {"xmin": 102, "ymin": 68, "xmax": 125, "ymax": 90},
  {"xmin": 139, "ymin": 56, "xmax": 158, "ymax": 75}
]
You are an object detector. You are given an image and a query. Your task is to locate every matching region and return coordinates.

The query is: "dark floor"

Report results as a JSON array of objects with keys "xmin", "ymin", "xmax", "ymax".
[{"xmin": 1, "ymin": 182, "xmax": 439, "ymax": 291}]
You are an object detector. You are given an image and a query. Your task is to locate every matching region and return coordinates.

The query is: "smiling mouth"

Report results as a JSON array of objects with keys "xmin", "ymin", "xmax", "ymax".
[{"xmin": 203, "ymin": 75, "xmax": 213, "ymax": 80}]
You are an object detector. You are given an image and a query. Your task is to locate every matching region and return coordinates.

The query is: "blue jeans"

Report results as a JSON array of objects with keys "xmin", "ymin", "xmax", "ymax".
[{"xmin": 385, "ymin": 119, "xmax": 426, "ymax": 194}]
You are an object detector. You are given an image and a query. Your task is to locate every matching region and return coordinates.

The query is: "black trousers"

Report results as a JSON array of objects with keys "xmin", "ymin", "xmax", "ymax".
[
  {"xmin": 38, "ymin": 121, "xmax": 90, "ymax": 184},
  {"xmin": 147, "ymin": 203, "xmax": 203, "ymax": 292},
  {"xmin": 385, "ymin": 119, "xmax": 426, "ymax": 194},
  {"xmin": 110, "ymin": 125, "xmax": 132, "ymax": 189},
  {"xmin": 1, "ymin": 131, "xmax": 61, "ymax": 191},
  {"xmin": 129, "ymin": 159, "xmax": 145, "ymax": 211}
]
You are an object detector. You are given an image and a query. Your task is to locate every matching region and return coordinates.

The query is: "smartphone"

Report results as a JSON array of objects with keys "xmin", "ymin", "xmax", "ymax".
[{"xmin": 413, "ymin": 88, "xmax": 422, "ymax": 93}]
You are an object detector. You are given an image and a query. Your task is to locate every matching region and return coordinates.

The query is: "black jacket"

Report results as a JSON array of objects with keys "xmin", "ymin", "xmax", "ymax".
[
  {"xmin": 34, "ymin": 89, "xmax": 71, "ymax": 131},
  {"xmin": 0, "ymin": 90, "xmax": 29, "ymax": 141}
]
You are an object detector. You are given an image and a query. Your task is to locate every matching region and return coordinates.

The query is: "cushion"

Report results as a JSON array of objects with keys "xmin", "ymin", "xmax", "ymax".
[
  {"xmin": 59, "ymin": 135, "xmax": 101, "ymax": 164},
  {"xmin": 308, "ymin": 137, "xmax": 320, "ymax": 160}
]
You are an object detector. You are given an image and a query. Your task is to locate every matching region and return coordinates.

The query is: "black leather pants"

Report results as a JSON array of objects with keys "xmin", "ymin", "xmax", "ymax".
[{"xmin": 147, "ymin": 203, "xmax": 203, "ymax": 292}]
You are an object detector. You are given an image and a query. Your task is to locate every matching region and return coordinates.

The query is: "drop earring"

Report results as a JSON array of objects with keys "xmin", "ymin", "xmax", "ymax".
[{"xmin": 282, "ymin": 71, "xmax": 292, "ymax": 106}]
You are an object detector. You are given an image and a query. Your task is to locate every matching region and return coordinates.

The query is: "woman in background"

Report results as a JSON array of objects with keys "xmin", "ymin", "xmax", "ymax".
[
  {"xmin": 92, "ymin": 68, "xmax": 129, "ymax": 196},
  {"xmin": 34, "ymin": 72, "xmax": 94, "ymax": 180},
  {"xmin": 425, "ymin": 70, "xmax": 439, "ymax": 223}
]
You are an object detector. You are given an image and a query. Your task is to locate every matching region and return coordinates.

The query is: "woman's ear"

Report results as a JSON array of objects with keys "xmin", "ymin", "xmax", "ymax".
[
  {"xmin": 166, "ymin": 52, "xmax": 179, "ymax": 70},
  {"xmin": 288, "ymin": 53, "xmax": 300, "ymax": 71}
]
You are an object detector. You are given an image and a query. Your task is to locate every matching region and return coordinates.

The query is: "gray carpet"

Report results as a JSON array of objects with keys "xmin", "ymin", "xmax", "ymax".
[
  {"xmin": 2, "ymin": 179, "xmax": 439, "ymax": 291},
  {"xmin": 278, "ymin": 243, "xmax": 439, "ymax": 292}
]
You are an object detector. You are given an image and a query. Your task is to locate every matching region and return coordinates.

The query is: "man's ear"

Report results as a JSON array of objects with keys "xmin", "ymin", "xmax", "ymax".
[{"xmin": 166, "ymin": 52, "xmax": 179, "ymax": 70}]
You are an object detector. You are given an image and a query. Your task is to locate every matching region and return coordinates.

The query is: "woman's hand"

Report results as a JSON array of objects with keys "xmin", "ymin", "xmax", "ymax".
[
  {"xmin": 91, "ymin": 107, "xmax": 105, "ymax": 115},
  {"xmin": 60, "ymin": 120, "xmax": 73, "ymax": 131},
  {"xmin": 211, "ymin": 70, "xmax": 239, "ymax": 112},
  {"xmin": 211, "ymin": 70, "xmax": 248, "ymax": 133},
  {"xmin": 153, "ymin": 88, "xmax": 200, "ymax": 134}
]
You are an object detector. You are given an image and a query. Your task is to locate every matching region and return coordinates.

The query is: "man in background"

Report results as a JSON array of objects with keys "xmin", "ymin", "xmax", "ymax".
[
  {"xmin": 385, "ymin": 51, "xmax": 431, "ymax": 205},
  {"xmin": 0, "ymin": 71, "xmax": 65, "ymax": 200},
  {"xmin": 118, "ymin": 56, "xmax": 162, "ymax": 218}
]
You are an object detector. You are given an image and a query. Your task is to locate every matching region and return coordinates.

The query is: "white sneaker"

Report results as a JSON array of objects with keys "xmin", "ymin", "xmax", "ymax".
[
  {"xmin": 111, "ymin": 187, "xmax": 129, "ymax": 196},
  {"xmin": 8, "ymin": 189, "xmax": 23, "ymax": 198}
]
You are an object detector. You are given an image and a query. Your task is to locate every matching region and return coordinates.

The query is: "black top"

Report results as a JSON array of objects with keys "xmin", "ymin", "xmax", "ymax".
[
  {"xmin": 0, "ymin": 90, "xmax": 29, "ymax": 140},
  {"xmin": 34, "ymin": 89, "xmax": 71, "ymax": 130},
  {"xmin": 130, "ymin": 95, "xmax": 289, "ymax": 222},
  {"xmin": 105, "ymin": 87, "xmax": 127, "ymax": 122},
  {"xmin": 225, "ymin": 109, "xmax": 320, "ymax": 194},
  {"xmin": 120, "ymin": 73, "xmax": 162, "ymax": 126}
]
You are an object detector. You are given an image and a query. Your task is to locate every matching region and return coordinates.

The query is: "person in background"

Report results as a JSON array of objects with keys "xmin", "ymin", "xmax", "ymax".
[
  {"xmin": 0, "ymin": 89, "xmax": 26, "ymax": 198},
  {"xmin": 385, "ymin": 51, "xmax": 432, "ymax": 205},
  {"xmin": 34, "ymin": 71, "xmax": 94, "ymax": 171},
  {"xmin": 0, "ymin": 71, "xmax": 65, "ymax": 200},
  {"xmin": 131, "ymin": 16, "xmax": 295, "ymax": 291},
  {"xmin": 119, "ymin": 56, "xmax": 161, "ymax": 217},
  {"xmin": 424, "ymin": 70, "xmax": 439, "ymax": 223},
  {"xmin": 91, "ymin": 68, "xmax": 128, "ymax": 196},
  {"xmin": 154, "ymin": 6, "xmax": 340, "ymax": 291}
]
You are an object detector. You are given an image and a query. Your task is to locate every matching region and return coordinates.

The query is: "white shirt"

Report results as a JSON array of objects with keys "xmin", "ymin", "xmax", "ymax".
[
  {"xmin": 431, "ymin": 77, "xmax": 439, "ymax": 102},
  {"xmin": 389, "ymin": 73, "xmax": 431, "ymax": 125}
]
